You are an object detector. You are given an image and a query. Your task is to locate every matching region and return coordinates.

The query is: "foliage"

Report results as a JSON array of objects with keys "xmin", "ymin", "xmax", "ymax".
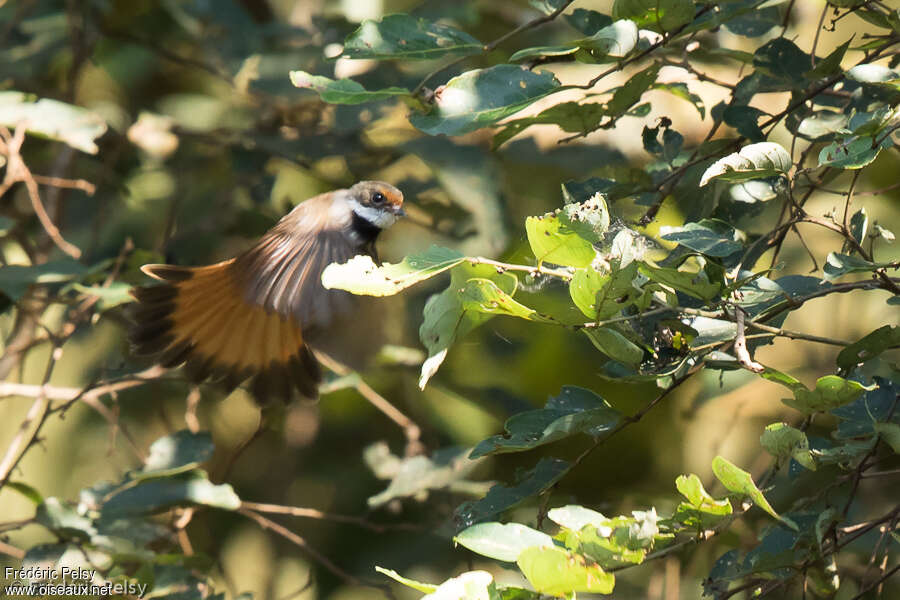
[{"xmin": 1, "ymin": 1, "xmax": 899, "ymax": 600}]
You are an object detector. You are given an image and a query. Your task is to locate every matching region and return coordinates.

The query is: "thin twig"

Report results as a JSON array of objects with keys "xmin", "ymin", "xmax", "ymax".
[{"xmin": 240, "ymin": 501, "xmax": 421, "ymax": 533}]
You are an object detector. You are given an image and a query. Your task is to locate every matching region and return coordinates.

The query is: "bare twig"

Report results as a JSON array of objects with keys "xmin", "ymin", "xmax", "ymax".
[
  {"xmin": 315, "ymin": 351, "xmax": 423, "ymax": 457},
  {"xmin": 240, "ymin": 501, "xmax": 421, "ymax": 533}
]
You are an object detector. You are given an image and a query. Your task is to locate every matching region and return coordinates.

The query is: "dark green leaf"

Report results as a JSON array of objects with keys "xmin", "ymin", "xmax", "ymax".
[
  {"xmin": 564, "ymin": 9, "xmax": 613, "ymax": 35},
  {"xmin": 135, "ymin": 430, "xmax": 215, "ymax": 481},
  {"xmin": 837, "ymin": 325, "xmax": 900, "ymax": 370},
  {"xmin": 723, "ymin": 105, "xmax": 767, "ymax": 141},
  {"xmin": 410, "ymin": 65, "xmax": 560, "ymax": 136},
  {"xmin": 822, "ymin": 252, "xmax": 896, "ymax": 281},
  {"xmin": 808, "ymin": 39, "xmax": 851, "ymax": 78},
  {"xmin": 752, "ymin": 38, "xmax": 812, "ymax": 86},
  {"xmin": 818, "ymin": 135, "xmax": 894, "ymax": 169},
  {"xmin": 470, "ymin": 386, "xmax": 621, "ymax": 457},
  {"xmin": 418, "ymin": 264, "xmax": 518, "ymax": 388},
  {"xmin": 289, "ymin": 71, "xmax": 411, "ymax": 104},
  {"xmin": 341, "ymin": 14, "xmax": 481, "ymax": 60},
  {"xmin": 583, "ymin": 327, "xmax": 644, "ymax": 366},
  {"xmin": 36, "ymin": 498, "xmax": 95, "ymax": 539},
  {"xmin": 7, "ymin": 481, "xmax": 43, "ymax": 504},
  {"xmin": 639, "ymin": 264, "xmax": 722, "ymax": 301},
  {"xmin": 606, "ymin": 63, "xmax": 661, "ymax": 118},
  {"xmin": 102, "ymin": 471, "xmax": 241, "ymax": 517},
  {"xmin": 661, "ymin": 222, "xmax": 742, "ymax": 257},
  {"xmin": 455, "ymin": 458, "xmax": 571, "ymax": 528},
  {"xmin": 0, "ymin": 260, "xmax": 87, "ymax": 302},
  {"xmin": 493, "ymin": 101, "xmax": 607, "ymax": 148}
]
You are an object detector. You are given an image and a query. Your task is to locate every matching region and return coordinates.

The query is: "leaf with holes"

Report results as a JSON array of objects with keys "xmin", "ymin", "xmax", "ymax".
[
  {"xmin": 323, "ymin": 245, "xmax": 465, "ymax": 296},
  {"xmin": 341, "ymin": 14, "xmax": 481, "ymax": 60},
  {"xmin": 290, "ymin": 71, "xmax": 411, "ymax": 104}
]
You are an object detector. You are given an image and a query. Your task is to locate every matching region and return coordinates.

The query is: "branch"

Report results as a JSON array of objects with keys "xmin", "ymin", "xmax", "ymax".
[{"xmin": 240, "ymin": 501, "xmax": 421, "ymax": 533}]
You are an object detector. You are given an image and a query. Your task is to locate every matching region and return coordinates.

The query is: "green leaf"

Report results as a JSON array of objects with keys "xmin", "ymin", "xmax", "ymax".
[
  {"xmin": 7, "ymin": 481, "xmax": 43, "ymax": 504},
  {"xmin": 784, "ymin": 375, "xmax": 872, "ymax": 414},
  {"xmin": 470, "ymin": 386, "xmax": 621, "ymax": 458},
  {"xmin": 525, "ymin": 213, "xmax": 596, "ymax": 268},
  {"xmin": 508, "ymin": 45, "xmax": 581, "ymax": 62},
  {"xmin": 0, "ymin": 260, "xmax": 88, "ymax": 302},
  {"xmin": 582, "ymin": 327, "xmax": 644, "ymax": 366},
  {"xmin": 793, "ymin": 110, "xmax": 849, "ymax": 141},
  {"xmin": 101, "ymin": 471, "xmax": 241, "ymax": 517},
  {"xmin": 493, "ymin": 101, "xmax": 607, "ymax": 148},
  {"xmin": 460, "ymin": 278, "xmax": 557, "ymax": 323},
  {"xmin": 723, "ymin": 104, "xmax": 767, "ymax": 141},
  {"xmin": 134, "ymin": 430, "xmax": 215, "ymax": 481},
  {"xmin": 849, "ymin": 208, "xmax": 868, "ymax": 249},
  {"xmin": 760, "ymin": 423, "xmax": 815, "ymax": 470},
  {"xmin": 366, "ymin": 445, "xmax": 482, "ymax": 508},
  {"xmin": 547, "ymin": 505, "xmax": 609, "ymax": 532},
  {"xmin": 571, "ymin": 261, "xmax": 641, "ymax": 319},
  {"xmin": 341, "ymin": 14, "xmax": 481, "ymax": 60},
  {"xmin": 409, "ymin": 65, "xmax": 560, "ymax": 136},
  {"xmin": 455, "ymin": 458, "xmax": 571, "ymax": 528},
  {"xmin": 808, "ymin": 39, "xmax": 851, "ymax": 78},
  {"xmin": 818, "ymin": 135, "xmax": 894, "ymax": 169},
  {"xmin": 510, "ymin": 19, "xmax": 639, "ymax": 63},
  {"xmin": 752, "ymin": 38, "xmax": 812, "ymax": 86},
  {"xmin": 0, "ymin": 91, "xmax": 107, "ymax": 154},
  {"xmin": 612, "ymin": 0, "xmax": 695, "ymax": 32},
  {"xmin": 375, "ymin": 566, "xmax": 439, "ymax": 594},
  {"xmin": 561, "ymin": 193, "xmax": 610, "ymax": 241},
  {"xmin": 69, "ymin": 282, "xmax": 134, "ymax": 311},
  {"xmin": 822, "ymin": 252, "xmax": 896, "ymax": 282},
  {"xmin": 418, "ymin": 264, "xmax": 517, "ymax": 388},
  {"xmin": 454, "ymin": 522, "xmax": 555, "ymax": 562},
  {"xmin": 873, "ymin": 422, "xmax": 900, "ymax": 453},
  {"xmin": 652, "ymin": 83, "xmax": 705, "ymax": 118},
  {"xmin": 639, "ymin": 264, "xmax": 722, "ymax": 301},
  {"xmin": 322, "ymin": 245, "xmax": 465, "ymax": 296},
  {"xmin": 421, "ymin": 571, "xmax": 498, "ymax": 600},
  {"xmin": 36, "ymin": 498, "xmax": 95, "ymax": 539},
  {"xmin": 660, "ymin": 222, "xmax": 742, "ymax": 257},
  {"xmin": 674, "ymin": 474, "xmax": 732, "ymax": 527},
  {"xmin": 846, "ymin": 64, "xmax": 900, "ymax": 87},
  {"xmin": 837, "ymin": 325, "xmax": 900, "ymax": 370},
  {"xmin": 605, "ymin": 63, "xmax": 661, "ymax": 118},
  {"xmin": 711, "ymin": 456, "xmax": 797, "ymax": 530},
  {"xmin": 728, "ymin": 178, "xmax": 781, "ymax": 203},
  {"xmin": 517, "ymin": 545, "xmax": 615, "ymax": 596},
  {"xmin": 565, "ymin": 8, "xmax": 614, "ymax": 36},
  {"xmin": 289, "ymin": 71, "xmax": 411, "ymax": 104},
  {"xmin": 700, "ymin": 142, "xmax": 792, "ymax": 186},
  {"xmin": 562, "ymin": 523, "xmax": 649, "ymax": 568}
]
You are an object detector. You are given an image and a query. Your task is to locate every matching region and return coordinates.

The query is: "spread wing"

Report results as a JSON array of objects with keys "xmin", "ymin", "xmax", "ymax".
[{"xmin": 130, "ymin": 193, "xmax": 360, "ymax": 403}]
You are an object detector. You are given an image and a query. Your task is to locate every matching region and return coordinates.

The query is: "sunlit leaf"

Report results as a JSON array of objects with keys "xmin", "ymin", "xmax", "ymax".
[
  {"xmin": 783, "ymin": 375, "xmax": 873, "ymax": 414},
  {"xmin": 700, "ymin": 142, "xmax": 792, "ymax": 186},
  {"xmin": 375, "ymin": 566, "xmax": 439, "ymax": 593},
  {"xmin": 639, "ymin": 263, "xmax": 722, "ymax": 301},
  {"xmin": 582, "ymin": 327, "xmax": 644, "ymax": 366},
  {"xmin": 410, "ymin": 65, "xmax": 560, "ymax": 136},
  {"xmin": 571, "ymin": 261, "xmax": 641, "ymax": 319},
  {"xmin": 454, "ymin": 522, "xmax": 554, "ymax": 562},
  {"xmin": 612, "ymin": 0, "xmax": 694, "ymax": 32},
  {"xmin": 460, "ymin": 278, "xmax": 557, "ymax": 323},
  {"xmin": 711, "ymin": 456, "xmax": 797, "ymax": 530},
  {"xmin": 547, "ymin": 505, "xmax": 610, "ymax": 533},
  {"xmin": 289, "ymin": 71, "xmax": 411, "ymax": 104},
  {"xmin": 366, "ymin": 445, "xmax": 482, "ymax": 508},
  {"xmin": 0, "ymin": 91, "xmax": 107, "ymax": 154},
  {"xmin": 422, "ymin": 571, "xmax": 497, "ymax": 600},
  {"xmin": 133, "ymin": 430, "xmax": 215, "ymax": 481},
  {"xmin": 341, "ymin": 14, "xmax": 481, "ymax": 60},
  {"xmin": 322, "ymin": 246, "xmax": 465, "ymax": 296},
  {"xmin": 525, "ymin": 212, "xmax": 596, "ymax": 268},
  {"xmin": 822, "ymin": 252, "xmax": 896, "ymax": 282},
  {"xmin": 760, "ymin": 423, "xmax": 815, "ymax": 470},
  {"xmin": 517, "ymin": 545, "xmax": 615, "ymax": 595},
  {"xmin": 818, "ymin": 135, "xmax": 894, "ymax": 169}
]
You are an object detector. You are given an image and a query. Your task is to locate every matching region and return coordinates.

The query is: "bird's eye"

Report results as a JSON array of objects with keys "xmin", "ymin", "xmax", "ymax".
[{"xmin": 372, "ymin": 192, "xmax": 386, "ymax": 205}]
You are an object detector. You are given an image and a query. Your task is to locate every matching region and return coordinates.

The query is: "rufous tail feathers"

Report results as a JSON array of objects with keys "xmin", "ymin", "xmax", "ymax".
[{"xmin": 129, "ymin": 261, "xmax": 320, "ymax": 402}]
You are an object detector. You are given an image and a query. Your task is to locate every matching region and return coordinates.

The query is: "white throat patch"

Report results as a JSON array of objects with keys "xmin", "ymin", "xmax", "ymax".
[{"xmin": 349, "ymin": 198, "xmax": 398, "ymax": 229}]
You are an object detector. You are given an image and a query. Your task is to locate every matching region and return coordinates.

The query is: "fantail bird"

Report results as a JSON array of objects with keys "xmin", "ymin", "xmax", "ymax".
[{"xmin": 129, "ymin": 180, "xmax": 405, "ymax": 403}]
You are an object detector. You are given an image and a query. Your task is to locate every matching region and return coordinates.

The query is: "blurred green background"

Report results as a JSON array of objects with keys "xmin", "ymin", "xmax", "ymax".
[{"xmin": 1, "ymin": 1, "xmax": 898, "ymax": 599}]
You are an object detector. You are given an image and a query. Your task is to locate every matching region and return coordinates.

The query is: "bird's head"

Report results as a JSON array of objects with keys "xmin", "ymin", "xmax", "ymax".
[{"xmin": 346, "ymin": 180, "xmax": 405, "ymax": 229}]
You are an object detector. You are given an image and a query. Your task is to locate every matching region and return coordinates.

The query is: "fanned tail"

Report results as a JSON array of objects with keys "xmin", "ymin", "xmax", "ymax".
[{"xmin": 129, "ymin": 261, "xmax": 320, "ymax": 403}]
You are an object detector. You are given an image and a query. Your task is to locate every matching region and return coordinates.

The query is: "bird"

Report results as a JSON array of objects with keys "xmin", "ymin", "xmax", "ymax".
[{"xmin": 129, "ymin": 180, "xmax": 405, "ymax": 404}]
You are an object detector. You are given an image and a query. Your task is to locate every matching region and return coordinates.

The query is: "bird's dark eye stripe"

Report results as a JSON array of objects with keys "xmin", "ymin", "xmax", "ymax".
[{"xmin": 372, "ymin": 192, "xmax": 386, "ymax": 204}]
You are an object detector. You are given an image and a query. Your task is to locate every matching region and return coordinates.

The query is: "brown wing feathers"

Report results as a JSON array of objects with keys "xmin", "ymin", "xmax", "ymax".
[{"xmin": 129, "ymin": 261, "xmax": 320, "ymax": 403}]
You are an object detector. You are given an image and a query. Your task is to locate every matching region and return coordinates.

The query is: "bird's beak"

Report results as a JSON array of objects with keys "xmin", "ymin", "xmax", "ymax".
[{"xmin": 393, "ymin": 205, "xmax": 406, "ymax": 217}]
